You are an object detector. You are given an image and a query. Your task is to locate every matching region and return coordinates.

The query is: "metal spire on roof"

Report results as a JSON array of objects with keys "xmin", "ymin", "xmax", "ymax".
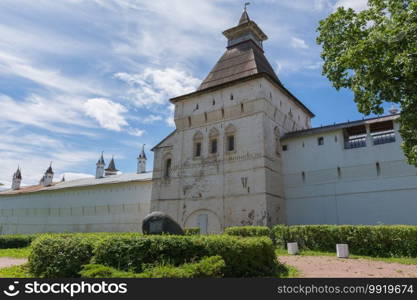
[
  {"xmin": 97, "ymin": 151, "xmax": 105, "ymax": 165},
  {"xmin": 46, "ymin": 162, "xmax": 54, "ymax": 174},
  {"xmin": 139, "ymin": 144, "xmax": 147, "ymax": 160},
  {"xmin": 239, "ymin": 2, "xmax": 251, "ymax": 25}
]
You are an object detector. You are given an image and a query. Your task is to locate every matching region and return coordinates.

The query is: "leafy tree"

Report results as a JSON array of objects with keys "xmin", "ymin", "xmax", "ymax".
[{"xmin": 317, "ymin": 0, "xmax": 417, "ymax": 165}]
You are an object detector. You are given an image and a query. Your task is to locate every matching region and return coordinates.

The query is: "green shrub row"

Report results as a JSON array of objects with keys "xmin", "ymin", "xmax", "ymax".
[
  {"xmin": 94, "ymin": 235, "xmax": 278, "ymax": 277},
  {"xmin": 224, "ymin": 226, "xmax": 271, "ymax": 238},
  {"xmin": 29, "ymin": 234, "xmax": 280, "ymax": 278},
  {"xmin": 184, "ymin": 227, "xmax": 200, "ymax": 235},
  {"xmin": 273, "ymin": 225, "xmax": 417, "ymax": 257},
  {"xmin": 80, "ymin": 256, "xmax": 225, "ymax": 278},
  {"xmin": 0, "ymin": 234, "xmax": 36, "ymax": 249}
]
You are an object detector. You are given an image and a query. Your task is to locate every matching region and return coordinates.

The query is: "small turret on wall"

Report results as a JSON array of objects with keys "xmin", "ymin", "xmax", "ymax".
[
  {"xmin": 11, "ymin": 167, "xmax": 22, "ymax": 190},
  {"xmin": 137, "ymin": 144, "xmax": 147, "ymax": 174},
  {"xmin": 41, "ymin": 163, "xmax": 54, "ymax": 187},
  {"xmin": 96, "ymin": 152, "xmax": 105, "ymax": 179}
]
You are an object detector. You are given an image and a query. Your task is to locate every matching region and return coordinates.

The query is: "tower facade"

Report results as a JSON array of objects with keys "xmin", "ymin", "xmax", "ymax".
[
  {"xmin": 11, "ymin": 167, "xmax": 22, "ymax": 190},
  {"xmin": 151, "ymin": 9, "xmax": 314, "ymax": 233},
  {"xmin": 96, "ymin": 153, "xmax": 105, "ymax": 179},
  {"xmin": 137, "ymin": 145, "xmax": 147, "ymax": 174}
]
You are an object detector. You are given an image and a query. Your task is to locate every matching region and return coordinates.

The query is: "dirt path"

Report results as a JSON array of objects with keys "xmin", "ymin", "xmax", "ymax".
[
  {"xmin": 279, "ymin": 256, "xmax": 417, "ymax": 278},
  {"xmin": 0, "ymin": 258, "xmax": 27, "ymax": 268}
]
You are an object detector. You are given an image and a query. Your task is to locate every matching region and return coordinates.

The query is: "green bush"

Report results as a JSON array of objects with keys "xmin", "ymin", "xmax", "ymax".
[
  {"xmin": 184, "ymin": 227, "xmax": 200, "ymax": 235},
  {"xmin": 94, "ymin": 235, "xmax": 279, "ymax": 277},
  {"xmin": 28, "ymin": 235, "xmax": 95, "ymax": 278},
  {"xmin": 28, "ymin": 233, "xmax": 142, "ymax": 278},
  {"xmin": 0, "ymin": 234, "xmax": 36, "ymax": 249},
  {"xmin": 224, "ymin": 226, "xmax": 271, "ymax": 238},
  {"xmin": 80, "ymin": 256, "xmax": 225, "ymax": 278},
  {"xmin": 272, "ymin": 225, "xmax": 417, "ymax": 257}
]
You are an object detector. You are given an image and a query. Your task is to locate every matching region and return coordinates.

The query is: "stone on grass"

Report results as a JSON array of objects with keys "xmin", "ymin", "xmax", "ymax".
[{"xmin": 142, "ymin": 211, "xmax": 184, "ymax": 235}]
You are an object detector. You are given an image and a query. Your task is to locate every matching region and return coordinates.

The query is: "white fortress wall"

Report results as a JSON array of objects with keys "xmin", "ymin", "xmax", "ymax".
[
  {"xmin": 281, "ymin": 119, "xmax": 417, "ymax": 225},
  {"xmin": 0, "ymin": 180, "xmax": 152, "ymax": 234}
]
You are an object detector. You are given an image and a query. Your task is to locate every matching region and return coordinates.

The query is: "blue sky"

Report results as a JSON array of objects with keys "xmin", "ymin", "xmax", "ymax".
[{"xmin": 0, "ymin": 0, "xmax": 382, "ymax": 187}]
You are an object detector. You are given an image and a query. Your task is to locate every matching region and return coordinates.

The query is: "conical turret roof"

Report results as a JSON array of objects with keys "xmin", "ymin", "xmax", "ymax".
[{"xmin": 105, "ymin": 157, "xmax": 118, "ymax": 172}]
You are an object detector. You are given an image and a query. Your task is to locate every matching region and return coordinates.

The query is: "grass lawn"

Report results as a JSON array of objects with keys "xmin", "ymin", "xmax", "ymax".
[
  {"xmin": 275, "ymin": 248, "xmax": 417, "ymax": 265},
  {"xmin": 0, "ymin": 247, "xmax": 31, "ymax": 259},
  {"xmin": 0, "ymin": 264, "xmax": 32, "ymax": 278},
  {"xmin": 0, "ymin": 247, "xmax": 31, "ymax": 278}
]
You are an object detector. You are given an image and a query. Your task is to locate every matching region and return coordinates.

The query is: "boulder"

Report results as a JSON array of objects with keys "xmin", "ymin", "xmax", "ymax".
[{"xmin": 142, "ymin": 211, "xmax": 184, "ymax": 235}]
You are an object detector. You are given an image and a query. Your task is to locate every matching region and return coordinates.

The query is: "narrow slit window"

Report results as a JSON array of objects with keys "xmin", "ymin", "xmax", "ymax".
[
  {"xmin": 282, "ymin": 145, "xmax": 288, "ymax": 151},
  {"xmin": 227, "ymin": 135, "xmax": 235, "ymax": 152},
  {"xmin": 195, "ymin": 142, "xmax": 202, "ymax": 157},
  {"xmin": 376, "ymin": 162, "xmax": 381, "ymax": 176},
  {"xmin": 211, "ymin": 139, "xmax": 218, "ymax": 154},
  {"xmin": 165, "ymin": 159, "xmax": 172, "ymax": 178},
  {"xmin": 318, "ymin": 137, "xmax": 324, "ymax": 146}
]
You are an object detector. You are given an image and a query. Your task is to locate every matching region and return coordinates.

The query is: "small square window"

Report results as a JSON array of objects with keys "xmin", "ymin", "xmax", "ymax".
[
  {"xmin": 282, "ymin": 145, "xmax": 288, "ymax": 151},
  {"xmin": 227, "ymin": 135, "xmax": 235, "ymax": 152},
  {"xmin": 318, "ymin": 137, "xmax": 324, "ymax": 146}
]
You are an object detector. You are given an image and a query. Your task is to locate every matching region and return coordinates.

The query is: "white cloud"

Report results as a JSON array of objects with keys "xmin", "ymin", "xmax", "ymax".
[
  {"xmin": 115, "ymin": 67, "xmax": 200, "ymax": 108},
  {"xmin": 291, "ymin": 37, "xmax": 309, "ymax": 49},
  {"xmin": 0, "ymin": 94, "xmax": 95, "ymax": 134},
  {"xmin": 166, "ymin": 104, "xmax": 176, "ymax": 128},
  {"xmin": 128, "ymin": 128, "xmax": 146, "ymax": 137},
  {"xmin": 334, "ymin": 0, "xmax": 368, "ymax": 11},
  {"xmin": 140, "ymin": 114, "xmax": 163, "ymax": 124},
  {"xmin": 84, "ymin": 98, "xmax": 129, "ymax": 131},
  {"xmin": 0, "ymin": 51, "xmax": 105, "ymax": 96}
]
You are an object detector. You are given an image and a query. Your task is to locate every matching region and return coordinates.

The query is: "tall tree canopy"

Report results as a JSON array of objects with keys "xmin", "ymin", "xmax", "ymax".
[{"xmin": 317, "ymin": 0, "xmax": 417, "ymax": 166}]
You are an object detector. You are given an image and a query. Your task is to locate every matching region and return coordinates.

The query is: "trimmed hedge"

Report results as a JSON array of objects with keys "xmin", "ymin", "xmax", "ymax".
[
  {"xmin": 94, "ymin": 235, "xmax": 279, "ymax": 277},
  {"xmin": 28, "ymin": 233, "xmax": 140, "ymax": 278},
  {"xmin": 0, "ymin": 234, "xmax": 36, "ymax": 249},
  {"xmin": 273, "ymin": 225, "xmax": 417, "ymax": 257},
  {"xmin": 28, "ymin": 235, "xmax": 95, "ymax": 278},
  {"xmin": 80, "ymin": 256, "xmax": 226, "ymax": 278},
  {"xmin": 224, "ymin": 226, "xmax": 271, "ymax": 238}
]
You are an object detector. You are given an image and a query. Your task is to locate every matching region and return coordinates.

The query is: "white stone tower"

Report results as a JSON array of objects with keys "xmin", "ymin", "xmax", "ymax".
[
  {"xmin": 11, "ymin": 167, "xmax": 22, "ymax": 190},
  {"xmin": 150, "ymin": 7, "xmax": 314, "ymax": 232},
  {"xmin": 42, "ymin": 163, "xmax": 54, "ymax": 187},
  {"xmin": 137, "ymin": 144, "xmax": 147, "ymax": 174},
  {"xmin": 96, "ymin": 152, "xmax": 105, "ymax": 179}
]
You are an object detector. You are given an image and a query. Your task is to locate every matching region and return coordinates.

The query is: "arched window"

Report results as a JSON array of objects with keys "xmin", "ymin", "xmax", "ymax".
[
  {"xmin": 225, "ymin": 124, "xmax": 236, "ymax": 152},
  {"xmin": 209, "ymin": 128, "xmax": 219, "ymax": 155},
  {"xmin": 193, "ymin": 131, "xmax": 203, "ymax": 158}
]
